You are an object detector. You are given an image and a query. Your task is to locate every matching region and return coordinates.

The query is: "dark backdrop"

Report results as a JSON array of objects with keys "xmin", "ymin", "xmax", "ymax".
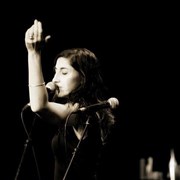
[{"xmin": 1, "ymin": 2, "xmax": 179, "ymax": 180}]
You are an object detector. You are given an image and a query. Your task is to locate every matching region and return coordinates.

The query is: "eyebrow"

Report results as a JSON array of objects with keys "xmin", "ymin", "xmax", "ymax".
[{"xmin": 54, "ymin": 66, "xmax": 68, "ymax": 70}]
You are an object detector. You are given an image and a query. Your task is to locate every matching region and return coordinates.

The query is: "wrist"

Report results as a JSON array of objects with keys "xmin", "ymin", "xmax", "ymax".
[{"xmin": 29, "ymin": 82, "xmax": 45, "ymax": 87}]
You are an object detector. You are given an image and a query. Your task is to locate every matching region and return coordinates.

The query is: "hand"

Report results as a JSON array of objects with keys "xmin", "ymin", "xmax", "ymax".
[
  {"xmin": 71, "ymin": 103, "xmax": 80, "ymax": 113},
  {"xmin": 25, "ymin": 19, "xmax": 51, "ymax": 52}
]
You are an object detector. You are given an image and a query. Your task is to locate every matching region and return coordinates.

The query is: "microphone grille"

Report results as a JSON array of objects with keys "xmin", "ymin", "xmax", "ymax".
[
  {"xmin": 46, "ymin": 82, "xmax": 56, "ymax": 92},
  {"xmin": 108, "ymin": 97, "xmax": 119, "ymax": 109}
]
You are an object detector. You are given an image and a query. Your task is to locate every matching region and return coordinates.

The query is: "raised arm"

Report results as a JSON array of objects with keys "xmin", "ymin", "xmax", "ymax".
[
  {"xmin": 25, "ymin": 19, "xmax": 47, "ymax": 111},
  {"xmin": 24, "ymin": 19, "xmax": 78, "ymax": 123}
]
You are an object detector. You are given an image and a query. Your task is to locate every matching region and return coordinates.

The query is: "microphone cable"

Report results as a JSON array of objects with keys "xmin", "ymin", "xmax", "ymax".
[
  {"xmin": 62, "ymin": 110, "xmax": 91, "ymax": 180},
  {"xmin": 14, "ymin": 104, "xmax": 41, "ymax": 180}
]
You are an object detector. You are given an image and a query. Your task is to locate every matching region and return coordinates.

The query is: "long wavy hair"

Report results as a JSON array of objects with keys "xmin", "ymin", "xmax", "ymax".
[{"xmin": 54, "ymin": 48, "xmax": 115, "ymax": 143}]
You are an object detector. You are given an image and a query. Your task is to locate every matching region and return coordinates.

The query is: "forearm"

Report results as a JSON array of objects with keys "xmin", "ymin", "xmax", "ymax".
[{"xmin": 28, "ymin": 51, "xmax": 48, "ymax": 112}]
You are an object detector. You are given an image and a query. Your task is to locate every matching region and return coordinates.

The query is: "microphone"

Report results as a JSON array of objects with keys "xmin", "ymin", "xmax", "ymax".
[
  {"xmin": 22, "ymin": 82, "xmax": 56, "ymax": 111},
  {"xmin": 46, "ymin": 81, "xmax": 56, "ymax": 93},
  {"xmin": 75, "ymin": 97, "xmax": 119, "ymax": 113},
  {"xmin": 46, "ymin": 81, "xmax": 57, "ymax": 101}
]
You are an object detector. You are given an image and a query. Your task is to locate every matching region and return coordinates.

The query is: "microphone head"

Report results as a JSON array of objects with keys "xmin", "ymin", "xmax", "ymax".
[
  {"xmin": 108, "ymin": 97, "xmax": 119, "ymax": 109},
  {"xmin": 46, "ymin": 82, "xmax": 56, "ymax": 92}
]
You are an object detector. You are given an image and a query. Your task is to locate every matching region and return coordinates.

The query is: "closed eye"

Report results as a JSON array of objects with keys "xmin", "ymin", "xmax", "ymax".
[
  {"xmin": 54, "ymin": 67, "xmax": 69, "ymax": 75},
  {"xmin": 61, "ymin": 69, "xmax": 68, "ymax": 75}
]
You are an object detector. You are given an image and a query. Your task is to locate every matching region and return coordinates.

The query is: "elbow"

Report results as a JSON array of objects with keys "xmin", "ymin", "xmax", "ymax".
[
  {"xmin": 30, "ymin": 102, "xmax": 47, "ymax": 113},
  {"xmin": 30, "ymin": 106, "xmax": 43, "ymax": 113}
]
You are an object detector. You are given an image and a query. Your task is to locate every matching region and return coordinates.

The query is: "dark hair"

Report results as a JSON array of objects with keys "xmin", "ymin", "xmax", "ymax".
[{"xmin": 54, "ymin": 48, "xmax": 115, "ymax": 143}]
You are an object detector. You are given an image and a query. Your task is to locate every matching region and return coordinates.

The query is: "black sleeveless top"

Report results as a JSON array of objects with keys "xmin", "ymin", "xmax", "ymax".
[{"xmin": 51, "ymin": 112, "xmax": 103, "ymax": 180}]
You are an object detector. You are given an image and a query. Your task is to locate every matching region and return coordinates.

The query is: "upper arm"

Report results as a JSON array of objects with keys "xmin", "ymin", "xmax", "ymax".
[{"xmin": 35, "ymin": 102, "xmax": 79, "ymax": 125}]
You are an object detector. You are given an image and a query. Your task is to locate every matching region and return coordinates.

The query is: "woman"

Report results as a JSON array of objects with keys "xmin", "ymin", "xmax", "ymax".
[{"xmin": 25, "ymin": 19, "xmax": 119, "ymax": 180}]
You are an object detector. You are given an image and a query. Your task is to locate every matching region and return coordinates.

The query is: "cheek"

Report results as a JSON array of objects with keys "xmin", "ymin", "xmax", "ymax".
[
  {"xmin": 68, "ymin": 75, "xmax": 81, "ymax": 91},
  {"xmin": 71, "ymin": 78, "xmax": 81, "ymax": 90}
]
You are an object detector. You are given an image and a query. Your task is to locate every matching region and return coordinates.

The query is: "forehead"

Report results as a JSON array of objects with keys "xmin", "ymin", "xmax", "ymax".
[{"xmin": 55, "ymin": 57, "xmax": 71, "ymax": 68}]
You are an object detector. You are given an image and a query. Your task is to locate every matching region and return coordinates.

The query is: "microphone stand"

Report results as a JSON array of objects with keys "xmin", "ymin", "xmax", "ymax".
[
  {"xmin": 62, "ymin": 116, "xmax": 91, "ymax": 180},
  {"xmin": 14, "ymin": 137, "xmax": 32, "ymax": 180},
  {"xmin": 14, "ymin": 106, "xmax": 41, "ymax": 180}
]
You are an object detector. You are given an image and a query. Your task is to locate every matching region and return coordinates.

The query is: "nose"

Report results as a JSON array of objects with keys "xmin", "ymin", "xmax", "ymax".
[{"xmin": 52, "ymin": 72, "xmax": 60, "ymax": 83}]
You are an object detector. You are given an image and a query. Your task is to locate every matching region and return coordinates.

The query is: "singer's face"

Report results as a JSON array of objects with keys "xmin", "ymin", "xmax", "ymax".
[{"xmin": 52, "ymin": 57, "xmax": 82, "ymax": 98}]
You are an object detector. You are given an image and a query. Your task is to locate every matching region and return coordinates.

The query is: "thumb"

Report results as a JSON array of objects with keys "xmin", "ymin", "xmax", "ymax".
[
  {"xmin": 44, "ymin": 35, "xmax": 51, "ymax": 43},
  {"xmin": 72, "ymin": 103, "xmax": 80, "ymax": 112}
]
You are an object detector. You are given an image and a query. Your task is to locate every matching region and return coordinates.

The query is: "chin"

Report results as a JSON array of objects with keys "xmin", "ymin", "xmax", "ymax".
[{"xmin": 58, "ymin": 92, "xmax": 69, "ymax": 98}]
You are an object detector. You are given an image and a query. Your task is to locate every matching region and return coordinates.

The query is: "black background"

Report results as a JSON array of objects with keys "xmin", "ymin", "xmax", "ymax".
[{"xmin": 1, "ymin": 2, "xmax": 179, "ymax": 180}]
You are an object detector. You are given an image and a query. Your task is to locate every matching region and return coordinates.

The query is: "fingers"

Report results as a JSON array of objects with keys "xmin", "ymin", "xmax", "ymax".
[
  {"xmin": 25, "ymin": 28, "xmax": 34, "ymax": 43},
  {"xmin": 25, "ymin": 19, "xmax": 43, "ymax": 42},
  {"xmin": 34, "ymin": 19, "xmax": 43, "ymax": 41},
  {"xmin": 72, "ymin": 103, "xmax": 80, "ymax": 112}
]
